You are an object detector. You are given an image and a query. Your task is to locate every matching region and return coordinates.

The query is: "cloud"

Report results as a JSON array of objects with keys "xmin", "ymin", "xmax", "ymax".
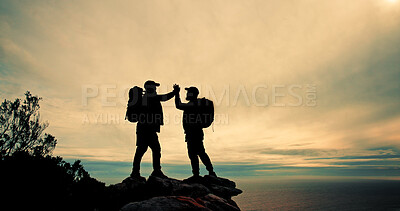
[
  {"xmin": 310, "ymin": 154, "xmax": 400, "ymax": 160},
  {"xmin": 309, "ymin": 146, "xmax": 400, "ymax": 160},
  {"xmin": 368, "ymin": 146, "xmax": 400, "ymax": 154},
  {"xmin": 1, "ymin": 0, "xmax": 400, "ymax": 178},
  {"xmin": 332, "ymin": 160, "xmax": 400, "ymax": 166},
  {"xmin": 261, "ymin": 148, "xmax": 338, "ymax": 157}
]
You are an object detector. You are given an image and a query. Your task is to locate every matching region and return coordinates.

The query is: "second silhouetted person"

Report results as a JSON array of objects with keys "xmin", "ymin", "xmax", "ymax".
[{"xmin": 174, "ymin": 85, "xmax": 217, "ymax": 179}]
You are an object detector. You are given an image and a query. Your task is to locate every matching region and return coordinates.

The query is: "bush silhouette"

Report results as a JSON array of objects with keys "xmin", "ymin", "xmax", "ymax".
[{"xmin": 0, "ymin": 151, "xmax": 106, "ymax": 210}]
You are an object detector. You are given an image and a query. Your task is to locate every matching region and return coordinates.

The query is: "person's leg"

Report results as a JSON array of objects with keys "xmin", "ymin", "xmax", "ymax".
[
  {"xmin": 132, "ymin": 130, "xmax": 148, "ymax": 177},
  {"xmin": 148, "ymin": 132, "xmax": 167, "ymax": 177},
  {"xmin": 148, "ymin": 133, "xmax": 161, "ymax": 171},
  {"xmin": 132, "ymin": 145, "xmax": 148, "ymax": 176},
  {"xmin": 197, "ymin": 141, "xmax": 216, "ymax": 176},
  {"xmin": 187, "ymin": 141, "xmax": 200, "ymax": 176}
]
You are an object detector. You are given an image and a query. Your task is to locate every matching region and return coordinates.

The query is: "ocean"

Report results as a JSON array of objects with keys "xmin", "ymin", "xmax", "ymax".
[
  {"xmin": 77, "ymin": 160, "xmax": 400, "ymax": 210},
  {"xmin": 233, "ymin": 178, "xmax": 400, "ymax": 211}
]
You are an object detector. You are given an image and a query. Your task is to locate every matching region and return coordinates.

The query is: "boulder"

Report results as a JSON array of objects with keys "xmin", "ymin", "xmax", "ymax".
[
  {"xmin": 183, "ymin": 175, "xmax": 242, "ymax": 199},
  {"xmin": 196, "ymin": 194, "xmax": 241, "ymax": 211},
  {"xmin": 104, "ymin": 176, "xmax": 147, "ymax": 209},
  {"xmin": 146, "ymin": 176, "xmax": 211, "ymax": 198},
  {"xmin": 121, "ymin": 196, "xmax": 209, "ymax": 211},
  {"xmin": 115, "ymin": 175, "xmax": 243, "ymax": 210},
  {"xmin": 121, "ymin": 194, "xmax": 240, "ymax": 211}
]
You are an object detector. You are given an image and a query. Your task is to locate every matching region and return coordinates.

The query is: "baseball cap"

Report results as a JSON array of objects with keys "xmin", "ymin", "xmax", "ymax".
[
  {"xmin": 144, "ymin": 80, "xmax": 160, "ymax": 87},
  {"xmin": 185, "ymin": 86, "xmax": 199, "ymax": 95}
]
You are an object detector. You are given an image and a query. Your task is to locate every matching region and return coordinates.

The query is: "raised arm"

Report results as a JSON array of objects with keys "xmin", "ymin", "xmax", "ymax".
[
  {"xmin": 157, "ymin": 91, "xmax": 175, "ymax": 102},
  {"xmin": 173, "ymin": 84, "xmax": 187, "ymax": 110},
  {"xmin": 175, "ymin": 91, "xmax": 185, "ymax": 110}
]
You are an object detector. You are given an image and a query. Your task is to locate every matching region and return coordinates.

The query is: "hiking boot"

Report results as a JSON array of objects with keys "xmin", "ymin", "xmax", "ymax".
[
  {"xmin": 183, "ymin": 174, "xmax": 202, "ymax": 183},
  {"xmin": 151, "ymin": 170, "xmax": 168, "ymax": 178},
  {"xmin": 208, "ymin": 171, "xmax": 217, "ymax": 177},
  {"xmin": 130, "ymin": 171, "xmax": 146, "ymax": 180}
]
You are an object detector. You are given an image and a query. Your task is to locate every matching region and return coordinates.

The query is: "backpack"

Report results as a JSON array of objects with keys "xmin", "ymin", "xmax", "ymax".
[
  {"xmin": 197, "ymin": 98, "xmax": 214, "ymax": 128},
  {"xmin": 125, "ymin": 86, "xmax": 143, "ymax": 123}
]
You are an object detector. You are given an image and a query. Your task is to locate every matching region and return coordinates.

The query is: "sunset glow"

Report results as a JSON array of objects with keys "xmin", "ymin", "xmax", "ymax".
[{"xmin": 1, "ymin": 0, "xmax": 399, "ymax": 182}]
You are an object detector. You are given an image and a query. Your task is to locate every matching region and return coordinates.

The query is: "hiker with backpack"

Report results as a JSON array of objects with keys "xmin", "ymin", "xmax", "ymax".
[
  {"xmin": 173, "ymin": 84, "xmax": 217, "ymax": 179},
  {"xmin": 126, "ymin": 80, "xmax": 178, "ymax": 179}
]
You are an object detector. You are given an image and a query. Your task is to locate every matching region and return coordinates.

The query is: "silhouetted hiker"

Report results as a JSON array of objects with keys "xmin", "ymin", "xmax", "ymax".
[
  {"xmin": 174, "ymin": 85, "xmax": 217, "ymax": 179},
  {"xmin": 130, "ymin": 80, "xmax": 177, "ymax": 179}
]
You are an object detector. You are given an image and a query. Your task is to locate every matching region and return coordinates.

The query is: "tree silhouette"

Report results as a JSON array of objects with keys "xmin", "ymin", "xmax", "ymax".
[
  {"xmin": 0, "ymin": 91, "xmax": 56, "ymax": 157},
  {"xmin": 0, "ymin": 91, "xmax": 111, "ymax": 210}
]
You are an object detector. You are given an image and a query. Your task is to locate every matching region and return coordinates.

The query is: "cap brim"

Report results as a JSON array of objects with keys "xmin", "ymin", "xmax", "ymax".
[
  {"xmin": 185, "ymin": 87, "xmax": 189, "ymax": 90},
  {"xmin": 155, "ymin": 83, "xmax": 160, "ymax": 86}
]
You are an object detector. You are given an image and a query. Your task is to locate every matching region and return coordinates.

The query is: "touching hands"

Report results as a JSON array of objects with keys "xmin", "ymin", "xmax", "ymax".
[{"xmin": 173, "ymin": 84, "xmax": 180, "ymax": 94}]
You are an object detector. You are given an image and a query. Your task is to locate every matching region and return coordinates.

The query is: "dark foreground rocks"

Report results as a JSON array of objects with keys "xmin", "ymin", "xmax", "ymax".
[
  {"xmin": 107, "ymin": 175, "xmax": 242, "ymax": 211},
  {"xmin": 0, "ymin": 152, "xmax": 242, "ymax": 210}
]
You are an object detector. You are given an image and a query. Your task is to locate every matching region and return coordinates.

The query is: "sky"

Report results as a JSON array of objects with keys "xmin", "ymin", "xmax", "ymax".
[{"xmin": 1, "ymin": 0, "xmax": 400, "ymax": 183}]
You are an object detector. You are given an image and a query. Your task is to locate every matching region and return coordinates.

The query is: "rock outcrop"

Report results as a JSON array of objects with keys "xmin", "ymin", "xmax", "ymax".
[{"xmin": 107, "ymin": 175, "xmax": 242, "ymax": 210}]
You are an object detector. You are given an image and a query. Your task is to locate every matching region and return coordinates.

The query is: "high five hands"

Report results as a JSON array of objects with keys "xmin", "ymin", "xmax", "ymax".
[{"xmin": 173, "ymin": 84, "xmax": 180, "ymax": 95}]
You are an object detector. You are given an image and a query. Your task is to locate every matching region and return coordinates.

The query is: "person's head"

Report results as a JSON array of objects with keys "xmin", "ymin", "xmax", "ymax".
[
  {"xmin": 144, "ymin": 80, "xmax": 160, "ymax": 94},
  {"xmin": 185, "ymin": 87, "xmax": 199, "ymax": 101}
]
